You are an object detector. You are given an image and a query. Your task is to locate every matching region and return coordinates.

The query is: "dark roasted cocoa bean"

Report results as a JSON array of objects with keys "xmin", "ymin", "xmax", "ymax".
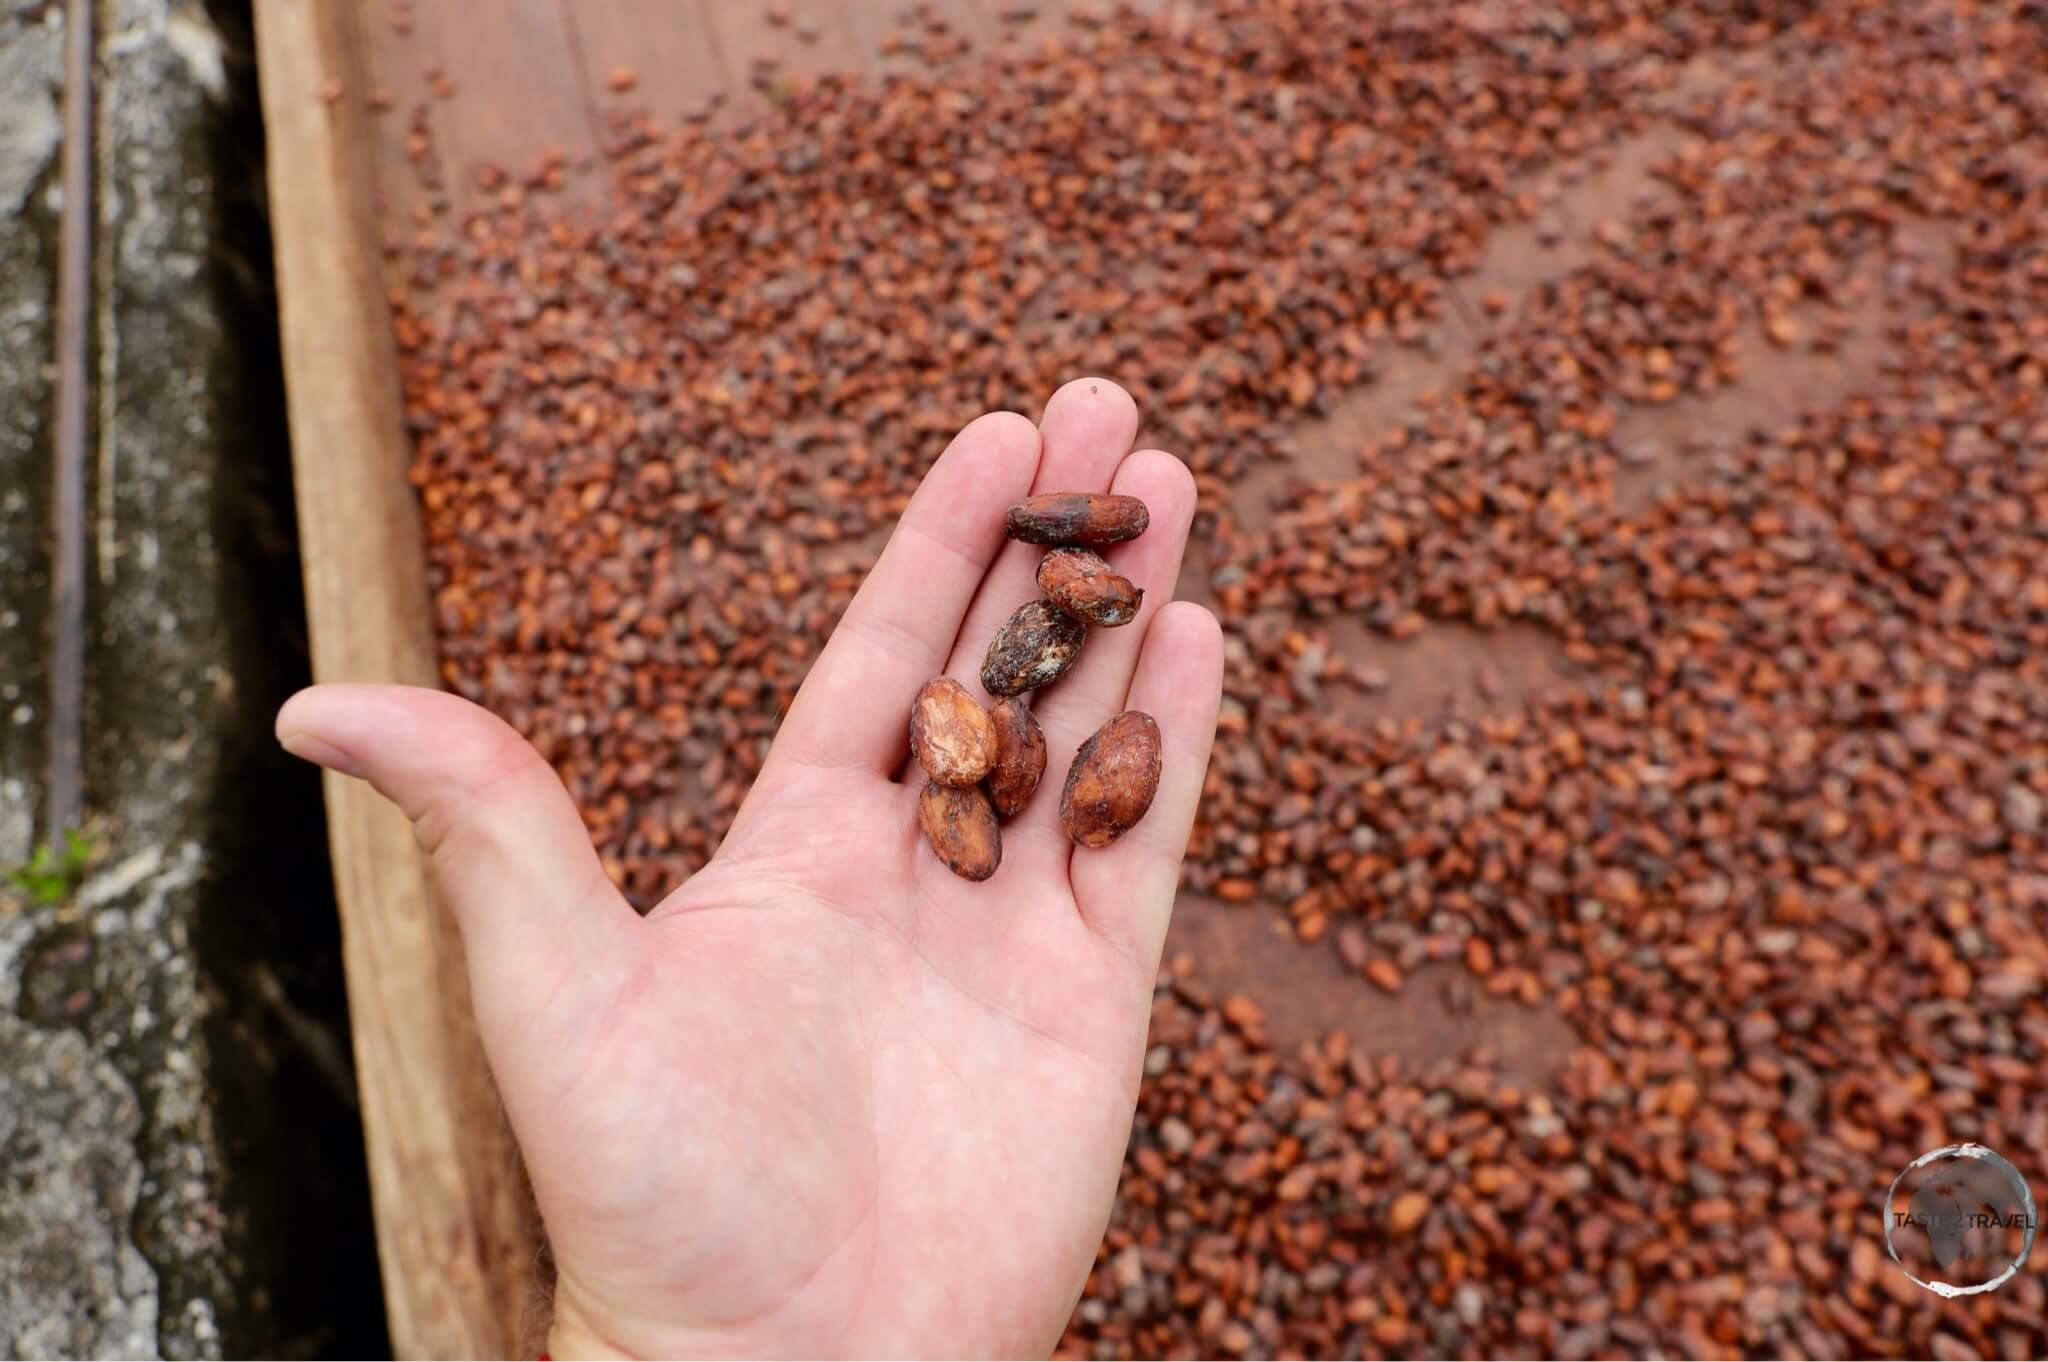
[
  {"xmin": 1005, "ymin": 493, "xmax": 1151, "ymax": 547},
  {"xmin": 980, "ymin": 599, "xmax": 1085, "ymax": 696}
]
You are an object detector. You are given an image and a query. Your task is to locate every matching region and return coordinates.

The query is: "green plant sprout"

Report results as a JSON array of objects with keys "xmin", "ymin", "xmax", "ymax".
[{"xmin": 6, "ymin": 826, "xmax": 99, "ymax": 908}]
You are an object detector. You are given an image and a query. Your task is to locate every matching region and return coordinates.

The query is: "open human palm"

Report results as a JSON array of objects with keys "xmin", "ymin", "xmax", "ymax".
[{"xmin": 276, "ymin": 379, "xmax": 1224, "ymax": 1358}]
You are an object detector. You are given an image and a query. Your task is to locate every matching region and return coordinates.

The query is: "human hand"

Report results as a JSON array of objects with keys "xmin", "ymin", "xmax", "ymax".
[{"xmin": 275, "ymin": 378, "xmax": 1223, "ymax": 1358}]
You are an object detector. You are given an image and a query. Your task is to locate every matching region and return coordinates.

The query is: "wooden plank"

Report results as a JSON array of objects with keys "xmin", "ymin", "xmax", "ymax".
[
  {"xmin": 564, "ymin": 0, "xmax": 730, "ymax": 128},
  {"xmin": 249, "ymin": 2, "xmax": 537, "ymax": 1356},
  {"xmin": 700, "ymin": 0, "xmax": 868, "ymax": 103},
  {"xmin": 415, "ymin": 0, "xmax": 596, "ymax": 213},
  {"xmin": 358, "ymin": 0, "xmax": 600, "ymax": 223},
  {"xmin": 357, "ymin": 0, "xmax": 1108, "ymax": 244}
]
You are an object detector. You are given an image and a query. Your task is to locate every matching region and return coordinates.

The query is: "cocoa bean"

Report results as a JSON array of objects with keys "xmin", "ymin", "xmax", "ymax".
[
  {"xmin": 984, "ymin": 696, "xmax": 1047, "ymax": 818},
  {"xmin": 918, "ymin": 780, "xmax": 1001, "ymax": 881},
  {"xmin": 980, "ymin": 599, "xmax": 1085, "ymax": 696},
  {"xmin": 1005, "ymin": 493, "xmax": 1151, "ymax": 547},
  {"xmin": 1037, "ymin": 547, "xmax": 1143, "ymax": 627},
  {"xmin": 908, "ymin": 676, "xmax": 997, "ymax": 786},
  {"xmin": 1059, "ymin": 711, "xmax": 1162, "ymax": 847}
]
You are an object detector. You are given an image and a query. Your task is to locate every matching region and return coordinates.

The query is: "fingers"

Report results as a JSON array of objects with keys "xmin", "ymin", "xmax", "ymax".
[
  {"xmin": 275, "ymin": 684, "xmax": 642, "ymax": 1029},
  {"xmin": 1021, "ymin": 449, "xmax": 1197, "ymax": 800},
  {"xmin": 1068, "ymin": 602, "xmax": 1223, "ymax": 964},
  {"xmin": 771, "ymin": 412, "xmax": 1042, "ymax": 777},
  {"xmin": 939, "ymin": 378, "xmax": 1140, "ymax": 706}
]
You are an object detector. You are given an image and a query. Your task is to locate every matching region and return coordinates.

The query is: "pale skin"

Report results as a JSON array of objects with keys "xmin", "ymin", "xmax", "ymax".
[{"xmin": 276, "ymin": 378, "xmax": 1224, "ymax": 1358}]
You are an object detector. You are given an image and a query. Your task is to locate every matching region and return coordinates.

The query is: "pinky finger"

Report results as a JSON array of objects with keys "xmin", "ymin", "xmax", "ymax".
[{"xmin": 1068, "ymin": 601, "xmax": 1223, "ymax": 968}]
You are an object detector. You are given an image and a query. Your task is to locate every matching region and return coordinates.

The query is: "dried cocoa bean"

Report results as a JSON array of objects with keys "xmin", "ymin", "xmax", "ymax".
[
  {"xmin": 1037, "ymin": 547, "xmax": 1143, "ymax": 627},
  {"xmin": 909, "ymin": 676, "xmax": 997, "ymax": 785},
  {"xmin": 980, "ymin": 599, "xmax": 1085, "ymax": 696},
  {"xmin": 984, "ymin": 696, "xmax": 1047, "ymax": 817},
  {"xmin": 1059, "ymin": 710, "xmax": 1163, "ymax": 847},
  {"xmin": 918, "ymin": 780, "xmax": 1001, "ymax": 881},
  {"xmin": 1005, "ymin": 492, "xmax": 1151, "ymax": 546}
]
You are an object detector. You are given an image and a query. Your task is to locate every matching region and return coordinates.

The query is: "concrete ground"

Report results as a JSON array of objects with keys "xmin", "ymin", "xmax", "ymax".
[{"xmin": 0, "ymin": 1, "xmax": 382, "ymax": 1355}]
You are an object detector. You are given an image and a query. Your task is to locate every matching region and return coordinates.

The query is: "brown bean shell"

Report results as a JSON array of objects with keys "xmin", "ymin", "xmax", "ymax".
[
  {"xmin": 1005, "ymin": 492, "xmax": 1150, "ymax": 547},
  {"xmin": 1059, "ymin": 711, "xmax": 1163, "ymax": 848},
  {"xmin": 1037, "ymin": 547, "xmax": 1144, "ymax": 627},
  {"xmin": 909, "ymin": 676, "xmax": 998, "ymax": 785},
  {"xmin": 980, "ymin": 599, "xmax": 1086, "ymax": 696},
  {"xmin": 918, "ymin": 780, "xmax": 1002, "ymax": 881},
  {"xmin": 984, "ymin": 696, "xmax": 1048, "ymax": 818}
]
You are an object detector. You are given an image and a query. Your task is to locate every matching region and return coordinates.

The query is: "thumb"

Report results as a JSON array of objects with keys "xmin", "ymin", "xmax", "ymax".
[{"xmin": 275, "ymin": 683, "xmax": 642, "ymax": 1046}]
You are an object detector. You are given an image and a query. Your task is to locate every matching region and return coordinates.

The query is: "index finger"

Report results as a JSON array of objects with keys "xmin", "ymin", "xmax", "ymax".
[{"xmin": 767, "ymin": 411, "xmax": 1043, "ymax": 777}]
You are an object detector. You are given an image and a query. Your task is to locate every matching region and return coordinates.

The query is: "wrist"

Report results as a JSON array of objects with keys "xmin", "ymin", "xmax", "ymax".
[{"xmin": 545, "ymin": 1288, "xmax": 639, "ymax": 1362}]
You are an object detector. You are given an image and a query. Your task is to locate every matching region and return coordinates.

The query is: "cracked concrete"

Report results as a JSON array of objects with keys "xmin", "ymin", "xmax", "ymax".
[
  {"xmin": 0, "ymin": 845, "xmax": 207, "ymax": 1360},
  {"xmin": 0, "ymin": 1014, "xmax": 158, "ymax": 1360},
  {"xmin": 0, "ymin": 5, "xmax": 60, "ymax": 218}
]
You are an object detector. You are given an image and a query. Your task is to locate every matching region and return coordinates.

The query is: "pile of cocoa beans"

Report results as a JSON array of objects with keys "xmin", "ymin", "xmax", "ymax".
[
  {"xmin": 391, "ymin": 0, "xmax": 2048, "ymax": 1353},
  {"xmin": 909, "ymin": 493, "xmax": 1163, "ymax": 880}
]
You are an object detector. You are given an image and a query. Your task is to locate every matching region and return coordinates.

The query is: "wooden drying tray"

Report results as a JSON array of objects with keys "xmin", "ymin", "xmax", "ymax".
[{"xmin": 251, "ymin": 1, "xmax": 1104, "ymax": 1354}]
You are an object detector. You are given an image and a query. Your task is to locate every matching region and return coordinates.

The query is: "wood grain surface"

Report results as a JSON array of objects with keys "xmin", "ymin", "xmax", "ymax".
[{"xmin": 251, "ymin": 1, "xmax": 539, "ymax": 1354}]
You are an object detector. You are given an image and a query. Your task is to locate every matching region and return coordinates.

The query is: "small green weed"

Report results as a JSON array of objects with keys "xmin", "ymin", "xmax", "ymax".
[{"xmin": 7, "ymin": 826, "xmax": 100, "ymax": 908}]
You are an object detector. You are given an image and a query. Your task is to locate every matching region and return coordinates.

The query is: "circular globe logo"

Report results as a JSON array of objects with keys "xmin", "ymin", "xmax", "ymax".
[{"xmin": 1885, "ymin": 1144, "xmax": 2038, "ymax": 1296}]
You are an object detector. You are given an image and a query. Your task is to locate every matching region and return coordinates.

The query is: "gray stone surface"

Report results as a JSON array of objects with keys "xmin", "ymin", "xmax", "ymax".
[
  {"xmin": 1, "ymin": 1, "xmax": 384, "ymax": 1356},
  {"xmin": 91, "ymin": 2, "xmax": 244, "ymax": 1339},
  {"xmin": 0, "ymin": 1, "xmax": 59, "ymax": 871},
  {"xmin": 0, "ymin": 1013, "xmax": 158, "ymax": 1360},
  {"xmin": 0, "ymin": 4, "xmax": 60, "ymax": 218}
]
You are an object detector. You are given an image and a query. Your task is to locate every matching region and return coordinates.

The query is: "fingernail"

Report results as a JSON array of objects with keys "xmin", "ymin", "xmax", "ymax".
[{"xmin": 278, "ymin": 730, "xmax": 365, "ymax": 779}]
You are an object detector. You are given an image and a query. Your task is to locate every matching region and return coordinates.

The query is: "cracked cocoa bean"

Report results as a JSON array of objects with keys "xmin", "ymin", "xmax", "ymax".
[
  {"xmin": 909, "ymin": 676, "xmax": 997, "ymax": 785},
  {"xmin": 1037, "ymin": 547, "xmax": 1143, "ymax": 627},
  {"xmin": 918, "ymin": 780, "xmax": 1001, "ymax": 881},
  {"xmin": 1059, "ymin": 711, "xmax": 1162, "ymax": 848},
  {"xmin": 1005, "ymin": 492, "xmax": 1151, "ymax": 546},
  {"xmin": 980, "ymin": 599, "xmax": 1085, "ymax": 696},
  {"xmin": 984, "ymin": 696, "xmax": 1047, "ymax": 818}
]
